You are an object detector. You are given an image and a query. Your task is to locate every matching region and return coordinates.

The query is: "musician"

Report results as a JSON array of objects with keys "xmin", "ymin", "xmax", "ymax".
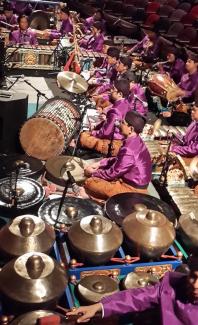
[
  {"xmin": 9, "ymin": 15, "xmax": 38, "ymax": 45},
  {"xmin": 128, "ymin": 32, "xmax": 159, "ymax": 62},
  {"xmin": 116, "ymin": 56, "xmax": 134, "ymax": 80},
  {"xmin": 67, "ymin": 255, "xmax": 198, "ymax": 325},
  {"xmin": 10, "ymin": 1, "xmax": 32, "ymax": 15},
  {"xmin": 80, "ymin": 79, "xmax": 130, "ymax": 156},
  {"xmin": 44, "ymin": 7, "xmax": 73, "ymax": 39},
  {"xmin": 170, "ymin": 104, "xmax": 198, "ymax": 157},
  {"xmin": 161, "ymin": 47, "xmax": 185, "ymax": 84},
  {"xmin": 79, "ymin": 110, "xmax": 152, "ymax": 201},
  {"xmin": 80, "ymin": 21, "xmax": 104, "ymax": 53},
  {"xmin": 128, "ymin": 75, "xmax": 148, "ymax": 117},
  {"xmin": 0, "ymin": 3, "xmax": 18, "ymax": 29},
  {"xmin": 94, "ymin": 46, "xmax": 120, "ymax": 81},
  {"xmin": 84, "ymin": 9, "xmax": 106, "ymax": 33}
]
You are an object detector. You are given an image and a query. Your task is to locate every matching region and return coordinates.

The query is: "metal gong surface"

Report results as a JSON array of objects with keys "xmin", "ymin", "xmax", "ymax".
[
  {"xmin": 105, "ymin": 192, "xmax": 176, "ymax": 226},
  {"xmin": 10, "ymin": 310, "xmax": 74, "ymax": 325},
  {"xmin": 0, "ymin": 177, "xmax": 45, "ymax": 210},
  {"xmin": 0, "ymin": 154, "xmax": 43, "ymax": 179},
  {"xmin": 38, "ymin": 197, "xmax": 104, "ymax": 229}
]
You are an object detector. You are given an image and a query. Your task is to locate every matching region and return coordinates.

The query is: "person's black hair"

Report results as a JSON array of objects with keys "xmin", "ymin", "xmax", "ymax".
[
  {"xmin": 18, "ymin": 14, "xmax": 29, "ymax": 24},
  {"xmin": 61, "ymin": 7, "xmax": 70, "ymax": 16},
  {"xmin": 125, "ymin": 110, "xmax": 146, "ymax": 134},
  {"xmin": 120, "ymin": 56, "xmax": 132, "ymax": 69},
  {"xmin": 95, "ymin": 9, "xmax": 104, "ymax": 19},
  {"xmin": 103, "ymin": 39, "xmax": 114, "ymax": 46},
  {"xmin": 107, "ymin": 47, "xmax": 120, "ymax": 60},
  {"xmin": 167, "ymin": 47, "xmax": 178, "ymax": 57},
  {"xmin": 3, "ymin": 2, "xmax": 14, "ymax": 11},
  {"xmin": 93, "ymin": 21, "xmax": 103, "ymax": 32},
  {"xmin": 188, "ymin": 255, "xmax": 198, "ymax": 272},
  {"xmin": 114, "ymin": 78, "xmax": 130, "ymax": 98}
]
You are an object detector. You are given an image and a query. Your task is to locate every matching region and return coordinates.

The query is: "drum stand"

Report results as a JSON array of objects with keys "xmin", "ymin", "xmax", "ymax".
[{"xmin": 23, "ymin": 79, "xmax": 49, "ymax": 111}]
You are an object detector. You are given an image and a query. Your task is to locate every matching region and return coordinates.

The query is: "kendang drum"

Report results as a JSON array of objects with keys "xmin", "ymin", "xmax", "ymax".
[
  {"xmin": 148, "ymin": 73, "xmax": 181, "ymax": 102},
  {"xmin": 20, "ymin": 97, "xmax": 81, "ymax": 160}
]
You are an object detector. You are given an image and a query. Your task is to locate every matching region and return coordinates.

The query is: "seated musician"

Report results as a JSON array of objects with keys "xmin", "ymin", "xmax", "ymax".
[
  {"xmin": 9, "ymin": 15, "xmax": 38, "ymax": 45},
  {"xmin": 67, "ymin": 255, "xmax": 198, "ymax": 325},
  {"xmin": 79, "ymin": 110, "xmax": 152, "ymax": 201},
  {"xmin": 160, "ymin": 47, "xmax": 185, "ymax": 84},
  {"xmin": 10, "ymin": 1, "xmax": 32, "ymax": 15},
  {"xmin": 128, "ymin": 74, "xmax": 148, "ymax": 117},
  {"xmin": 80, "ymin": 79, "xmax": 130, "ymax": 156},
  {"xmin": 84, "ymin": 9, "xmax": 106, "ymax": 33},
  {"xmin": 44, "ymin": 7, "xmax": 73, "ymax": 40},
  {"xmin": 80, "ymin": 21, "xmax": 104, "ymax": 53},
  {"xmin": 128, "ymin": 31, "xmax": 159, "ymax": 63},
  {"xmin": 170, "ymin": 103, "xmax": 198, "ymax": 157},
  {"xmin": 116, "ymin": 56, "xmax": 134, "ymax": 80},
  {"xmin": 0, "ymin": 3, "xmax": 18, "ymax": 29}
]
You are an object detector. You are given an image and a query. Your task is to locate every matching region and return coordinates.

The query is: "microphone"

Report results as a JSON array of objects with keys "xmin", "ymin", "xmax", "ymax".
[
  {"xmin": 133, "ymin": 95, "xmax": 148, "ymax": 107},
  {"xmin": 113, "ymin": 18, "xmax": 121, "ymax": 26},
  {"xmin": 9, "ymin": 74, "xmax": 25, "ymax": 79}
]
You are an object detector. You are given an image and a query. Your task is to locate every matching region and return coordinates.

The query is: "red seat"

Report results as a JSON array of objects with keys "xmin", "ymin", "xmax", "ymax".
[
  {"xmin": 169, "ymin": 9, "xmax": 186, "ymax": 22},
  {"xmin": 181, "ymin": 13, "xmax": 197, "ymax": 26},
  {"xmin": 166, "ymin": 0, "xmax": 179, "ymax": 9},
  {"xmin": 177, "ymin": 26, "xmax": 197, "ymax": 44},
  {"xmin": 146, "ymin": 2, "xmax": 160, "ymax": 14},
  {"xmin": 166, "ymin": 22, "xmax": 184, "ymax": 40},
  {"xmin": 142, "ymin": 13, "xmax": 160, "ymax": 28},
  {"xmin": 190, "ymin": 5, "xmax": 198, "ymax": 19},
  {"xmin": 158, "ymin": 5, "xmax": 174, "ymax": 18}
]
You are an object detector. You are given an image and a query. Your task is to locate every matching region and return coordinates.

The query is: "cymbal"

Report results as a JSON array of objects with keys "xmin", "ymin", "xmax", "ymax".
[
  {"xmin": 105, "ymin": 192, "xmax": 176, "ymax": 226},
  {"xmin": 45, "ymin": 156, "xmax": 85, "ymax": 186},
  {"xmin": 0, "ymin": 252, "xmax": 67, "ymax": 304},
  {"xmin": 189, "ymin": 156, "xmax": 198, "ymax": 181},
  {"xmin": 0, "ymin": 215, "xmax": 55, "ymax": 258},
  {"xmin": 122, "ymin": 272, "xmax": 159, "ymax": 290},
  {"xmin": 10, "ymin": 310, "xmax": 75, "ymax": 325},
  {"xmin": 77, "ymin": 275, "xmax": 119, "ymax": 304},
  {"xmin": 0, "ymin": 154, "xmax": 43, "ymax": 179},
  {"xmin": 38, "ymin": 197, "xmax": 103, "ymax": 229},
  {"xmin": 57, "ymin": 71, "xmax": 88, "ymax": 94}
]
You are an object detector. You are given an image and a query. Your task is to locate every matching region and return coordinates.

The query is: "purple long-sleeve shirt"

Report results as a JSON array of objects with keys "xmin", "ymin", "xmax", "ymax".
[
  {"xmin": 96, "ymin": 64, "xmax": 117, "ymax": 94},
  {"xmin": 128, "ymin": 84, "xmax": 148, "ymax": 116},
  {"xmin": 80, "ymin": 33, "xmax": 104, "ymax": 52},
  {"xmin": 130, "ymin": 35, "xmax": 159, "ymax": 61},
  {"xmin": 101, "ymin": 272, "xmax": 198, "ymax": 325},
  {"xmin": 11, "ymin": 1, "xmax": 32, "ymax": 15},
  {"xmin": 163, "ymin": 58, "xmax": 185, "ymax": 84},
  {"xmin": 93, "ymin": 134, "xmax": 152, "ymax": 187},
  {"xmin": 91, "ymin": 99, "xmax": 130, "ymax": 140},
  {"xmin": 0, "ymin": 14, "xmax": 18, "ymax": 28},
  {"xmin": 9, "ymin": 28, "xmax": 38, "ymax": 45},
  {"xmin": 50, "ymin": 19, "xmax": 73, "ymax": 39},
  {"xmin": 179, "ymin": 71, "xmax": 198, "ymax": 100},
  {"xmin": 171, "ymin": 121, "xmax": 198, "ymax": 157}
]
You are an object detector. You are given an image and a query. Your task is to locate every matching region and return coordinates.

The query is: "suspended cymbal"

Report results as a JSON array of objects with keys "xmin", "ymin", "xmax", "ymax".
[
  {"xmin": 0, "ymin": 252, "xmax": 67, "ymax": 304},
  {"xmin": 45, "ymin": 156, "xmax": 85, "ymax": 186},
  {"xmin": 105, "ymin": 192, "xmax": 176, "ymax": 226},
  {"xmin": 0, "ymin": 154, "xmax": 43, "ymax": 179},
  {"xmin": 77, "ymin": 275, "xmax": 119, "ymax": 304},
  {"xmin": 189, "ymin": 156, "xmax": 198, "ymax": 181},
  {"xmin": 10, "ymin": 310, "xmax": 76, "ymax": 325},
  {"xmin": 57, "ymin": 71, "xmax": 88, "ymax": 94},
  {"xmin": 122, "ymin": 272, "xmax": 159, "ymax": 290},
  {"xmin": 38, "ymin": 197, "xmax": 103, "ymax": 229},
  {"xmin": 0, "ymin": 215, "xmax": 55, "ymax": 258},
  {"xmin": 29, "ymin": 10, "xmax": 50, "ymax": 30}
]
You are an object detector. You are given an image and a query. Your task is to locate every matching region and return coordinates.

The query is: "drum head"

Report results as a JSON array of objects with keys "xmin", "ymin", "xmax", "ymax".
[
  {"xmin": 39, "ymin": 197, "xmax": 104, "ymax": 229},
  {"xmin": 29, "ymin": 10, "xmax": 50, "ymax": 30},
  {"xmin": 20, "ymin": 118, "xmax": 65, "ymax": 161},
  {"xmin": 105, "ymin": 192, "xmax": 176, "ymax": 226}
]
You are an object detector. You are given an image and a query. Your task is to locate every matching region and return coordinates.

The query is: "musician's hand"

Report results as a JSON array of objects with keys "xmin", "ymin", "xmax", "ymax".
[
  {"xmin": 175, "ymin": 89, "xmax": 186, "ymax": 97},
  {"xmin": 84, "ymin": 162, "xmax": 100, "ymax": 177},
  {"xmin": 42, "ymin": 30, "xmax": 51, "ymax": 38},
  {"xmin": 66, "ymin": 303, "xmax": 102, "ymax": 323},
  {"xmin": 162, "ymin": 111, "xmax": 172, "ymax": 118}
]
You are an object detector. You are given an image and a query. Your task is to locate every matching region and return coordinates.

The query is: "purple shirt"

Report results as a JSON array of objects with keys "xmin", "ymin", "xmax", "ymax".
[
  {"xmin": 50, "ymin": 18, "xmax": 73, "ymax": 39},
  {"xmin": 131, "ymin": 35, "xmax": 159, "ymax": 60},
  {"xmin": 11, "ymin": 1, "xmax": 32, "ymax": 15},
  {"xmin": 163, "ymin": 58, "xmax": 185, "ymax": 84},
  {"xmin": 9, "ymin": 28, "xmax": 38, "ymax": 45},
  {"xmin": 93, "ymin": 134, "xmax": 152, "ymax": 187},
  {"xmin": 80, "ymin": 33, "xmax": 104, "ymax": 52},
  {"xmin": 128, "ymin": 84, "xmax": 148, "ymax": 116},
  {"xmin": 179, "ymin": 71, "xmax": 198, "ymax": 100},
  {"xmin": 171, "ymin": 121, "xmax": 198, "ymax": 157},
  {"xmin": 96, "ymin": 64, "xmax": 117, "ymax": 94},
  {"xmin": 92, "ymin": 99, "xmax": 130, "ymax": 140},
  {"xmin": 102, "ymin": 272, "xmax": 198, "ymax": 325},
  {"xmin": 0, "ymin": 14, "xmax": 18, "ymax": 28}
]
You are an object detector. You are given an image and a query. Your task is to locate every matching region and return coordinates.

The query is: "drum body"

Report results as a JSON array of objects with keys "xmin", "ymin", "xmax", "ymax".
[
  {"xmin": 148, "ymin": 73, "xmax": 180, "ymax": 102},
  {"xmin": 20, "ymin": 97, "xmax": 81, "ymax": 160}
]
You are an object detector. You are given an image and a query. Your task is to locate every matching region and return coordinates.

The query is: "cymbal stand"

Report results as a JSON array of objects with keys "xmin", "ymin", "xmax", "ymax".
[{"xmin": 23, "ymin": 78, "xmax": 48, "ymax": 111}]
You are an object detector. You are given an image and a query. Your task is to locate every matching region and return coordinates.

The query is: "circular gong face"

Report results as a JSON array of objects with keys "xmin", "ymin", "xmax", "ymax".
[
  {"xmin": 10, "ymin": 310, "xmax": 73, "ymax": 325},
  {"xmin": 38, "ymin": 196, "xmax": 104, "ymax": 229},
  {"xmin": 0, "ymin": 177, "xmax": 45, "ymax": 210},
  {"xmin": 105, "ymin": 192, "xmax": 176, "ymax": 226}
]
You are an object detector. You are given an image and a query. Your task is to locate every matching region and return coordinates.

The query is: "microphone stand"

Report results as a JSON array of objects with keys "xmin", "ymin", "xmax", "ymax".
[
  {"xmin": 107, "ymin": 123, "xmax": 117, "ymax": 158},
  {"xmin": 23, "ymin": 79, "xmax": 48, "ymax": 111},
  {"xmin": 7, "ymin": 75, "xmax": 23, "ymax": 90},
  {"xmin": 72, "ymin": 100, "xmax": 89, "ymax": 156},
  {"xmin": 159, "ymin": 131, "xmax": 173, "ymax": 187}
]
